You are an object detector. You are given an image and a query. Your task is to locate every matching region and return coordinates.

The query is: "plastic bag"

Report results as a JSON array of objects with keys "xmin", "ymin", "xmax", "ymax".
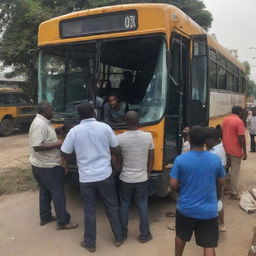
[
  {"xmin": 251, "ymin": 188, "xmax": 256, "ymax": 199},
  {"xmin": 239, "ymin": 188, "xmax": 256, "ymax": 213}
]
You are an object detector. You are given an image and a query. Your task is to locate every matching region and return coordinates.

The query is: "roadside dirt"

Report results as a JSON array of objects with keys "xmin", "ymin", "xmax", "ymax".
[
  {"xmin": 0, "ymin": 131, "xmax": 30, "ymax": 173},
  {"xmin": 0, "ymin": 133, "xmax": 256, "ymax": 255}
]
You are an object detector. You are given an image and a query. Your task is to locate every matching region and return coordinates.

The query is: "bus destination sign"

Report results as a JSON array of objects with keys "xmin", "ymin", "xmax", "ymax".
[{"xmin": 60, "ymin": 10, "xmax": 138, "ymax": 38}]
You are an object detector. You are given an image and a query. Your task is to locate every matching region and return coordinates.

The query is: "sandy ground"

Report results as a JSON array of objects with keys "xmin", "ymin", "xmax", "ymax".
[
  {"xmin": 0, "ymin": 130, "xmax": 30, "ymax": 173},
  {"xmin": 0, "ymin": 133, "xmax": 256, "ymax": 256}
]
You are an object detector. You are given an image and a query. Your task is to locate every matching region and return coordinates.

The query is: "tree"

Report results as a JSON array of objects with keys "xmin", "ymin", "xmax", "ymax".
[
  {"xmin": 243, "ymin": 61, "xmax": 256, "ymax": 98},
  {"xmin": 0, "ymin": 0, "xmax": 212, "ymax": 100}
]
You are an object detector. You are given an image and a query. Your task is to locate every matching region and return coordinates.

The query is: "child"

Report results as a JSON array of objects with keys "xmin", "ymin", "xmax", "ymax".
[
  {"xmin": 182, "ymin": 127, "xmax": 190, "ymax": 153},
  {"xmin": 205, "ymin": 127, "xmax": 226, "ymax": 232}
]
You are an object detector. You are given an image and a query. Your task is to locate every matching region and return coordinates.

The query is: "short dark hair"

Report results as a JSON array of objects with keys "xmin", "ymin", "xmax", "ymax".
[
  {"xmin": 232, "ymin": 106, "xmax": 243, "ymax": 115},
  {"xmin": 205, "ymin": 127, "xmax": 220, "ymax": 142},
  {"xmin": 106, "ymin": 91, "xmax": 120, "ymax": 102},
  {"xmin": 77, "ymin": 102, "xmax": 95, "ymax": 119},
  {"xmin": 189, "ymin": 125, "xmax": 206, "ymax": 147},
  {"xmin": 37, "ymin": 101, "xmax": 51, "ymax": 114}
]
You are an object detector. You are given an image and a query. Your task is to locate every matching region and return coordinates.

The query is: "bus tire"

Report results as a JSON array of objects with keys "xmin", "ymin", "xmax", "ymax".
[{"xmin": 0, "ymin": 118, "xmax": 14, "ymax": 136}]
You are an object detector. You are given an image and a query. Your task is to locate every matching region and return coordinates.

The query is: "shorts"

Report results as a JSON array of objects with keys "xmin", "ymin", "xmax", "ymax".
[{"xmin": 176, "ymin": 210, "xmax": 219, "ymax": 248}]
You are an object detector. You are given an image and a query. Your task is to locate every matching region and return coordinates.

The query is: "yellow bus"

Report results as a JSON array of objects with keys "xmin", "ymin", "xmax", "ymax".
[
  {"xmin": 0, "ymin": 87, "xmax": 36, "ymax": 136},
  {"xmin": 38, "ymin": 4, "xmax": 246, "ymax": 196}
]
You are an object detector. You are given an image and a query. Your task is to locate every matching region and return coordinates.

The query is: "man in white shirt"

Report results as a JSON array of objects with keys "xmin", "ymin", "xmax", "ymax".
[
  {"xmin": 247, "ymin": 107, "xmax": 256, "ymax": 152},
  {"xmin": 205, "ymin": 127, "xmax": 226, "ymax": 232},
  {"xmin": 61, "ymin": 102, "xmax": 123, "ymax": 252},
  {"xmin": 117, "ymin": 111, "xmax": 154, "ymax": 243},
  {"xmin": 29, "ymin": 101, "xmax": 77, "ymax": 230}
]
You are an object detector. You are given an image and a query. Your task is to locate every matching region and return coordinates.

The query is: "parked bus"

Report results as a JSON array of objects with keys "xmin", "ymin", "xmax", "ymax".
[
  {"xmin": 0, "ymin": 87, "xmax": 36, "ymax": 136},
  {"xmin": 37, "ymin": 4, "xmax": 246, "ymax": 196}
]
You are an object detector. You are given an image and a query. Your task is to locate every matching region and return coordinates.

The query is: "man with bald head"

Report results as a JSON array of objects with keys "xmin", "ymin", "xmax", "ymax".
[
  {"xmin": 61, "ymin": 102, "xmax": 123, "ymax": 252},
  {"xmin": 117, "ymin": 111, "xmax": 154, "ymax": 243},
  {"xmin": 29, "ymin": 101, "xmax": 76, "ymax": 230}
]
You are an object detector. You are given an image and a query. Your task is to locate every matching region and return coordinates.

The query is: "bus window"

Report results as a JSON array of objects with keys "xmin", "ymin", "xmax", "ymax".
[
  {"xmin": 239, "ymin": 71, "xmax": 243, "ymax": 93},
  {"xmin": 38, "ymin": 36, "xmax": 167, "ymax": 124},
  {"xmin": 233, "ymin": 67, "xmax": 239, "ymax": 92},
  {"xmin": 39, "ymin": 44, "xmax": 96, "ymax": 113},
  {"xmin": 227, "ymin": 61, "xmax": 234, "ymax": 91},
  {"xmin": 209, "ymin": 61, "xmax": 217, "ymax": 89},
  {"xmin": 0, "ymin": 94, "xmax": 15, "ymax": 106},
  {"xmin": 217, "ymin": 56, "xmax": 227, "ymax": 90}
]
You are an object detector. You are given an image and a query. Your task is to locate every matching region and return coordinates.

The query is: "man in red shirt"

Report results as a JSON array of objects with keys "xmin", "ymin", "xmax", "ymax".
[{"xmin": 222, "ymin": 106, "xmax": 247, "ymax": 200}]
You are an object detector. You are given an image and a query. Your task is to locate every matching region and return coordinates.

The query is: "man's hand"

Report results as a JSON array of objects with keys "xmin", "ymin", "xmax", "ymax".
[
  {"xmin": 64, "ymin": 166, "xmax": 69, "ymax": 175},
  {"xmin": 242, "ymin": 152, "xmax": 247, "ymax": 160},
  {"xmin": 56, "ymin": 139, "xmax": 63, "ymax": 148}
]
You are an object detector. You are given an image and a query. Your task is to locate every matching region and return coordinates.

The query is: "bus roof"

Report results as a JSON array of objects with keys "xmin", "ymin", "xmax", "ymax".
[{"xmin": 38, "ymin": 3, "xmax": 245, "ymax": 72}]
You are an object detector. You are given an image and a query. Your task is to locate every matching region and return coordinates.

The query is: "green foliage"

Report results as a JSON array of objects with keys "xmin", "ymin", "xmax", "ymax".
[
  {"xmin": 0, "ymin": 0, "xmax": 212, "ymax": 100},
  {"xmin": 243, "ymin": 61, "xmax": 256, "ymax": 98}
]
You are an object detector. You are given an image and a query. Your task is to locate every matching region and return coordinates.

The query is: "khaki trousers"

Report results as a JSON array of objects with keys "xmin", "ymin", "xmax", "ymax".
[{"xmin": 226, "ymin": 154, "xmax": 241, "ymax": 195}]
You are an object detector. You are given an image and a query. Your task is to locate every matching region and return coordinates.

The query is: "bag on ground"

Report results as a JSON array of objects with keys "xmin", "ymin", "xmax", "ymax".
[{"xmin": 239, "ymin": 188, "xmax": 256, "ymax": 213}]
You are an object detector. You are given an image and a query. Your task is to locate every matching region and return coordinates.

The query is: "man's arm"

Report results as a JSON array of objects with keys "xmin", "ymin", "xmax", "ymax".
[
  {"xmin": 170, "ymin": 177, "xmax": 179, "ymax": 191},
  {"xmin": 110, "ymin": 146, "xmax": 122, "ymax": 172},
  {"xmin": 34, "ymin": 140, "xmax": 62, "ymax": 152},
  {"xmin": 147, "ymin": 149, "xmax": 154, "ymax": 176},
  {"xmin": 61, "ymin": 151, "xmax": 72, "ymax": 175},
  {"xmin": 238, "ymin": 135, "xmax": 247, "ymax": 160}
]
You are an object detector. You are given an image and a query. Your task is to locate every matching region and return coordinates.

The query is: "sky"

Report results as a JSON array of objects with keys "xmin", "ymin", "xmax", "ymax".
[{"xmin": 203, "ymin": 0, "xmax": 256, "ymax": 81}]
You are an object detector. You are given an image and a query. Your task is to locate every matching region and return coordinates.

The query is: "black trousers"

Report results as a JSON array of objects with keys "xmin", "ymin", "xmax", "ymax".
[
  {"xmin": 32, "ymin": 165, "xmax": 70, "ymax": 225},
  {"xmin": 80, "ymin": 175, "xmax": 123, "ymax": 248},
  {"xmin": 250, "ymin": 134, "xmax": 256, "ymax": 152}
]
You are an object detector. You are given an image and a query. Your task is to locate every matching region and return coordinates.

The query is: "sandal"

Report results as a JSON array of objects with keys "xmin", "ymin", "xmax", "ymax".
[{"xmin": 56, "ymin": 223, "xmax": 78, "ymax": 230}]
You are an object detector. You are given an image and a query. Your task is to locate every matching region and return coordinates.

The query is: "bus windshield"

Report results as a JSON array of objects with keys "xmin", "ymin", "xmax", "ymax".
[{"xmin": 38, "ymin": 36, "xmax": 167, "ymax": 124}]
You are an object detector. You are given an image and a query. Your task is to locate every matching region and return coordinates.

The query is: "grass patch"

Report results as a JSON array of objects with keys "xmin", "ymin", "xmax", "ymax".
[{"xmin": 0, "ymin": 168, "xmax": 37, "ymax": 195}]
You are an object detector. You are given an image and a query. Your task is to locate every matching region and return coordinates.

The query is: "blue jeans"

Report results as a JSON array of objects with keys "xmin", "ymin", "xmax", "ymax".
[
  {"xmin": 119, "ymin": 180, "xmax": 151, "ymax": 239},
  {"xmin": 32, "ymin": 165, "xmax": 70, "ymax": 225},
  {"xmin": 80, "ymin": 175, "xmax": 123, "ymax": 249}
]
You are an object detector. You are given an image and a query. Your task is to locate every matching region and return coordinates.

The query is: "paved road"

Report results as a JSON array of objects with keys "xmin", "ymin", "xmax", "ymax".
[{"xmin": 0, "ymin": 134, "xmax": 256, "ymax": 255}]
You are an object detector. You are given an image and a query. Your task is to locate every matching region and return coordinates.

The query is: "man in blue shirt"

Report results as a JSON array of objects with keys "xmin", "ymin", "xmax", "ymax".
[
  {"xmin": 170, "ymin": 126, "xmax": 225, "ymax": 256},
  {"xmin": 61, "ymin": 103, "xmax": 123, "ymax": 252}
]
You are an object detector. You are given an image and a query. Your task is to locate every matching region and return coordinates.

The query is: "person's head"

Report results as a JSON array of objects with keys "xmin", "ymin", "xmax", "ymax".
[
  {"xmin": 107, "ymin": 91, "xmax": 120, "ymax": 109},
  {"xmin": 205, "ymin": 127, "xmax": 221, "ymax": 149},
  {"xmin": 37, "ymin": 101, "xmax": 53, "ymax": 120},
  {"xmin": 123, "ymin": 71, "xmax": 133, "ymax": 81},
  {"xmin": 77, "ymin": 102, "xmax": 95, "ymax": 120},
  {"xmin": 182, "ymin": 127, "xmax": 190, "ymax": 141},
  {"xmin": 125, "ymin": 111, "xmax": 139, "ymax": 129},
  {"xmin": 252, "ymin": 107, "xmax": 256, "ymax": 116},
  {"xmin": 231, "ymin": 105, "xmax": 243, "ymax": 116},
  {"xmin": 189, "ymin": 125, "xmax": 206, "ymax": 148}
]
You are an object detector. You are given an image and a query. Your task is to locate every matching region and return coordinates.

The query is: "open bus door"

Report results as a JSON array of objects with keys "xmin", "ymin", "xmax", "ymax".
[{"xmin": 188, "ymin": 34, "xmax": 209, "ymax": 127}]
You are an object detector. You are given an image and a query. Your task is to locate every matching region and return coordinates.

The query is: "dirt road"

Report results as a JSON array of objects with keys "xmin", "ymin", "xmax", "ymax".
[
  {"xmin": 0, "ymin": 133, "xmax": 256, "ymax": 255},
  {"xmin": 0, "ymin": 131, "xmax": 30, "ymax": 173}
]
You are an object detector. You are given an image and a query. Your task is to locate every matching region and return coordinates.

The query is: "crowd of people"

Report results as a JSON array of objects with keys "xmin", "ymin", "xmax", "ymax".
[{"xmin": 29, "ymin": 101, "xmax": 250, "ymax": 255}]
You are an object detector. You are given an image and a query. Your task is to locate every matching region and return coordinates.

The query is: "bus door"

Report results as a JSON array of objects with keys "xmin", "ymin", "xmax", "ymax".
[
  {"xmin": 165, "ymin": 33, "xmax": 189, "ymax": 164},
  {"xmin": 188, "ymin": 34, "xmax": 209, "ymax": 126}
]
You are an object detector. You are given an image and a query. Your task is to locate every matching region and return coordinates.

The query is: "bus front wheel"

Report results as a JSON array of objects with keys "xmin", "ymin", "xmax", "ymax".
[{"xmin": 0, "ymin": 118, "xmax": 14, "ymax": 136}]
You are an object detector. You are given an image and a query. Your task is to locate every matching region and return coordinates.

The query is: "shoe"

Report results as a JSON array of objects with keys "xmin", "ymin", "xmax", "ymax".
[
  {"xmin": 167, "ymin": 224, "xmax": 176, "ymax": 230},
  {"xmin": 166, "ymin": 211, "xmax": 176, "ymax": 218},
  {"xmin": 40, "ymin": 216, "xmax": 57, "ymax": 226},
  {"xmin": 139, "ymin": 233, "xmax": 153, "ymax": 243},
  {"xmin": 56, "ymin": 223, "xmax": 78, "ymax": 230},
  {"xmin": 80, "ymin": 241, "xmax": 96, "ymax": 253},
  {"xmin": 219, "ymin": 224, "xmax": 226, "ymax": 232},
  {"xmin": 230, "ymin": 194, "xmax": 240, "ymax": 200},
  {"xmin": 114, "ymin": 239, "xmax": 124, "ymax": 247}
]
